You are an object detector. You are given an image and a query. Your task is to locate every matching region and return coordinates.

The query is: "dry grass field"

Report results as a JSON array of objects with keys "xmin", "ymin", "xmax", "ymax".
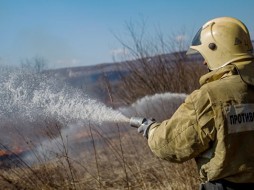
[{"xmin": 0, "ymin": 124, "xmax": 201, "ymax": 190}]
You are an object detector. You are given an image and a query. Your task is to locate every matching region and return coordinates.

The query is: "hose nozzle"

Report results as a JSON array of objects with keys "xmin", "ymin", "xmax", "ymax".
[{"xmin": 129, "ymin": 117, "xmax": 147, "ymax": 128}]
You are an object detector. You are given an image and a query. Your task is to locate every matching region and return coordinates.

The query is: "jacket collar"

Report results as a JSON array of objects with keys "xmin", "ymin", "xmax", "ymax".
[
  {"xmin": 233, "ymin": 60, "xmax": 254, "ymax": 86},
  {"xmin": 199, "ymin": 65, "xmax": 237, "ymax": 86}
]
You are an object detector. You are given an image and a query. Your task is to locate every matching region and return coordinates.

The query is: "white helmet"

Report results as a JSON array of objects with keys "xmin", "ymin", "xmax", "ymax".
[{"xmin": 187, "ymin": 17, "xmax": 253, "ymax": 70}]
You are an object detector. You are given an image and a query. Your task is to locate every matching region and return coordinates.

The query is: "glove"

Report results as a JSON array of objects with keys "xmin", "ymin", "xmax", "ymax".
[{"xmin": 137, "ymin": 118, "xmax": 155, "ymax": 139}]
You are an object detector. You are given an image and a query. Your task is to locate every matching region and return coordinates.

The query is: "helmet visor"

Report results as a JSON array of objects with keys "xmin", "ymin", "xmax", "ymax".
[
  {"xmin": 191, "ymin": 27, "xmax": 202, "ymax": 46},
  {"xmin": 186, "ymin": 27, "xmax": 202, "ymax": 55}
]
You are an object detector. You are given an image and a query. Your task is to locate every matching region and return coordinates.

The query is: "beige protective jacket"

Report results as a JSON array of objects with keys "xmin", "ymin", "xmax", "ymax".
[{"xmin": 148, "ymin": 60, "xmax": 254, "ymax": 183}]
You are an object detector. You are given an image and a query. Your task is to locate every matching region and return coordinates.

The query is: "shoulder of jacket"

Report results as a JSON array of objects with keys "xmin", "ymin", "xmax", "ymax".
[{"xmin": 187, "ymin": 87, "xmax": 210, "ymax": 103}]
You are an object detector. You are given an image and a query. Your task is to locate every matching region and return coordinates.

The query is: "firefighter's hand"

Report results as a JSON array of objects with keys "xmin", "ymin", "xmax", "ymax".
[{"xmin": 138, "ymin": 118, "xmax": 155, "ymax": 139}]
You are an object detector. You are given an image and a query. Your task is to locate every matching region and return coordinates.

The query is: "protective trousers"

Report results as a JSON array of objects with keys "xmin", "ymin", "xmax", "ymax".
[{"xmin": 199, "ymin": 180, "xmax": 254, "ymax": 190}]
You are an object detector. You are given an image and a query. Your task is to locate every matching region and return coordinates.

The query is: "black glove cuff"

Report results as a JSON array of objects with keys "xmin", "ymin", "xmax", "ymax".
[{"xmin": 143, "ymin": 120, "xmax": 155, "ymax": 139}]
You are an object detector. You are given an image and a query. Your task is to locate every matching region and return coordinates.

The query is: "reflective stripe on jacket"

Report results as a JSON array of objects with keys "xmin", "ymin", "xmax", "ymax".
[{"xmin": 148, "ymin": 61, "xmax": 254, "ymax": 183}]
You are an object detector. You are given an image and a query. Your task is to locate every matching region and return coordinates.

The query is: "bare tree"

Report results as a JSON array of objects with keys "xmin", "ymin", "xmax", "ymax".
[
  {"xmin": 21, "ymin": 56, "xmax": 48, "ymax": 73},
  {"xmin": 112, "ymin": 21, "xmax": 206, "ymax": 105}
]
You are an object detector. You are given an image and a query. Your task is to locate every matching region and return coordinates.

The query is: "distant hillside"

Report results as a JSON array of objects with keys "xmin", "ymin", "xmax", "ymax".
[{"xmin": 46, "ymin": 51, "xmax": 203, "ymax": 103}]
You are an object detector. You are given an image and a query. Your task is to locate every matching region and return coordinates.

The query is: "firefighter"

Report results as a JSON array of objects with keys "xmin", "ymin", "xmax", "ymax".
[{"xmin": 134, "ymin": 17, "xmax": 254, "ymax": 189}]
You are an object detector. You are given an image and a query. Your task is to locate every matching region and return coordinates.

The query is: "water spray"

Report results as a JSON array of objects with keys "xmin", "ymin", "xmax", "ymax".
[
  {"xmin": 0, "ymin": 67, "xmax": 131, "ymax": 164},
  {"xmin": 0, "ymin": 68, "xmax": 129, "ymax": 125}
]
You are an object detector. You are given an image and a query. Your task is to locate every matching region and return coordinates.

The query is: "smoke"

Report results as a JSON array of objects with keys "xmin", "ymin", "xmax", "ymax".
[
  {"xmin": 119, "ymin": 92, "xmax": 187, "ymax": 122},
  {"xmin": 22, "ymin": 92, "xmax": 187, "ymax": 165}
]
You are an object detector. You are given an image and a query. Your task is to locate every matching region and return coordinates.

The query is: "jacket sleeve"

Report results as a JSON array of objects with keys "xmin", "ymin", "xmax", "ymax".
[{"xmin": 147, "ymin": 88, "xmax": 216, "ymax": 163}]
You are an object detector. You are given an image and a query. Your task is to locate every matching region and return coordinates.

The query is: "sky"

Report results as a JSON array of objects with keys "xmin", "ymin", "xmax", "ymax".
[{"xmin": 1, "ymin": 0, "xmax": 254, "ymax": 69}]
